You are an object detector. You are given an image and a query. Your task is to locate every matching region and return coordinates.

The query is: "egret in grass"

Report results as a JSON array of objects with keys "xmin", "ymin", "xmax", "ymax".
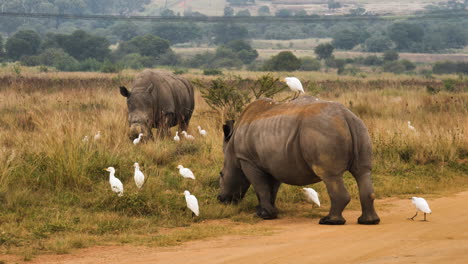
[
  {"xmin": 408, "ymin": 121, "xmax": 416, "ymax": 132},
  {"xmin": 133, "ymin": 162, "xmax": 145, "ymax": 190},
  {"xmin": 282, "ymin": 77, "xmax": 305, "ymax": 100},
  {"xmin": 177, "ymin": 165, "xmax": 195, "ymax": 180},
  {"xmin": 174, "ymin": 131, "xmax": 180, "ymax": 142},
  {"xmin": 409, "ymin": 197, "xmax": 431, "ymax": 221},
  {"xmin": 94, "ymin": 131, "xmax": 101, "ymax": 141},
  {"xmin": 184, "ymin": 190, "xmax": 199, "ymax": 217},
  {"xmin": 181, "ymin": 131, "xmax": 195, "ymax": 140},
  {"xmin": 133, "ymin": 133, "xmax": 143, "ymax": 145},
  {"xmin": 197, "ymin": 126, "xmax": 207, "ymax": 137},
  {"xmin": 104, "ymin": 167, "xmax": 123, "ymax": 197},
  {"xmin": 303, "ymin": 187, "xmax": 320, "ymax": 207},
  {"xmin": 82, "ymin": 136, "xmax": 89, "ymax": 142}
]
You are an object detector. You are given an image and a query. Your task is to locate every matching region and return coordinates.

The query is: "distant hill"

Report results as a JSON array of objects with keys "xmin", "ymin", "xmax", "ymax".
[{"xmin": 147, "ymin": 0, "xmax": 442, "ymax": 16}]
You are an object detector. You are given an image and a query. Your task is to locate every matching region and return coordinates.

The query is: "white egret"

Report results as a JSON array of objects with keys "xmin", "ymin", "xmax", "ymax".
[
  {"xmin": 184, "ymin": 190, "xmax": 199, "ymax": 217},
  {"xmin": 303, "ymin": 187, "xmax": 320, "ymax": 207},
  {"xmin": 181, "ymin": 131, "xmax": 195, "ymax": 140},
  {"xmin": 283, "ymin": 77, "xmax": 305, "ymax": 99},
  {"xmin": 133, "ymin": 133, "xmax": 143, "ymax": 145},
  {"xmin": 94, "ymin": 131, "xmax": 101, "ymax": 141},
  {"xmin": 174, "ymin": 131, "xmax": 180, "ymax": 142},
  {"xmin": 409, "ymin": 197, "xmax": 432, "ymax": 221},
  {"xmin": 133, "ymin": 162, "xmax": 145, "ymax": 189},
  {"xmin": 82, "ymin": 136, "xmax": 89, "ymax": 142},
  {"xmin": 177, "ymin": 165, "xmax": 195, "ymax": 180},
  {"xmin": 197, "ymin": 126, "xmax": 207, "ymax": 137},
  {"xmin": 104, "ymin": 167, "xmax": 123, "ymax": 197},
  {"xmin": 408, "ymin": 121, "xmax": 416, "ymax": 131}
]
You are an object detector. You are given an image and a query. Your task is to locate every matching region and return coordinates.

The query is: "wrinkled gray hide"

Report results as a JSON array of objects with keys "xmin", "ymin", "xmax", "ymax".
[
  {"xmin": 120, "ymin": 70, "xmax": 194, "ymax": 140},
  {"xmin": 218, "ymin": 96, "xmax": 380, "ymax": 225}
]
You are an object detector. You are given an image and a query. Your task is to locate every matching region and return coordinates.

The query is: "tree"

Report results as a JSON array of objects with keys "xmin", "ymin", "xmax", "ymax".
[
  {"xmin": 258, "ymin": 6, "xmax": 270, "ymax": 16},
  {"xmin": 349, "ymin": 7, "xmax": 366, "ymax": 16},
  {"xmin": 314, "ymin": 43, "xmax": 334, "ymax": 60},
  {"xmin": 383, "ymin": 50, "xmax": 399, "ymax": 61},
  {"xmin": 294, "ymin": 9, "xmax": 308, "ymax": 16},
  {"xmin": 0, "ymin": 34, "xmax": 4, "ymax": 59},
  {"xmin": 111, "ymin": 22, "xmax": 140, "ymax": 41},
  {"xmin": 300, "ymin": 57, "xmax": 321, "ymax": 71},
  {"xmin": 388, "ymin": 22, "xmax": 424, "ymax": 50},
  {"xmin": 224, "ymin": 6, "xmax": 234, "ymax": 16},
  {"xmin": 118, "ymin": 34, "xmax": 170, "ymax": 58},
  {"xmin": 6, "ymin": 30, "xmax": 41, "ymax": 60},
  {"xmin": 44, "ymin": 30, "xmax": 110, "ymax": 61},
  {"xmin": 364, "ymin": 35, "xmax": 394, "ymax": 52},
  {"xmin": 275, "ymin": 9, "xmax": 293, "ymax": 17},
  {"xmin": 332, "ymin": 28, "xmax": 368, "ymax": 50},
  {"xmin": 328, "ymin": 1, "xmax": 342, "ymax": 10},
  {"xmin": 160, "ymin": 9, "xmax": 176, "ymax": 17},
  {"xmin": 225, "ymin": 39, "xmax": 258, "ymax": 64},
  {"xmin": 263, "ymin": 51, "xmax": 301, "ymax": 71},
  {"xmin": 236, "ymin": 9, "xmax": 251, "ymax": 16},
  {"xmin": 212, "ymin": 23, "xmax": 248, "ymax": 44},
  {"xmin": 152, "ymin": 23, "xmax": 202, "ymax": 44}
]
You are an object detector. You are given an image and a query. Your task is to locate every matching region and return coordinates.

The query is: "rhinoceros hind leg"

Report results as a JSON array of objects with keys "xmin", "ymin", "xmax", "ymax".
[
  {"xmin": 351, "ymin": 170, "xmax": 380, "ymax": 225},
  {"xmin": 320, "ymin": 174, "xmax": 350, "ymax": 225}
]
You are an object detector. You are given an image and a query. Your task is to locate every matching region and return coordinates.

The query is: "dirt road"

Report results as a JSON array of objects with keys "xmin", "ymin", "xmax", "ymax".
[{"xmin": 7, "ymin": 191, "xmax": 468, "ymax": 264}]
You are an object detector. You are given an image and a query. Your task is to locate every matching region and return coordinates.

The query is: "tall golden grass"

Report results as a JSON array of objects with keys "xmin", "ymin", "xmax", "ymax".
[{"xmin": 0, "ymin": 70, "xmax": 466, "ymax": 258}]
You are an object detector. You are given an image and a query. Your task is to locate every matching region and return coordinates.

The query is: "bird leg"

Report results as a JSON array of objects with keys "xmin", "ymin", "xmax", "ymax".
[
  {"xmin": 408, "ymin": 211, "xmax": 418, "ymax": 220},
  {"xmin": 422, "ymin": 213, "xmax": 428, "ymax": 222}
]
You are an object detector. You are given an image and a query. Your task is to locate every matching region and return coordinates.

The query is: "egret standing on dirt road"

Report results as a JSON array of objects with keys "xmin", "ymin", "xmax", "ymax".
[
  {"xmin": 133, "ymin": 162, "xmax": 145, "ymax": 189},
  {"xmin": 184, "ymin": 190, "xmax": 199, "ymax": 217},
  {"xmin": 409, "ymin": 197, "xmax": 431, "ymax": 221},
  {"xmin": 177, "ymin": 165, "xmax": 195, "ymax": 180},
  {"xmin": 303, "ymin": 187, "xmax": 321, "ymax": 207},
  {"xmin": 104, "ymin": 167, "xmax": 124, "ymax": 197}
]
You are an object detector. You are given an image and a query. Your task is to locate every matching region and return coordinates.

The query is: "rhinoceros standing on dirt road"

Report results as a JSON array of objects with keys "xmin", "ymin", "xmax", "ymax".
[
  {"xmin": 120, "ymin": 70, "xmax": 194, "ymax": 140},
  {"xmin": 217, "ymin": 96, "xmax": 380, "ymax": 225}
]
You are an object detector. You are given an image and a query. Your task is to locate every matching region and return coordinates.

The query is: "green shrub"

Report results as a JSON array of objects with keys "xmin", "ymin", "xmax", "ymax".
[
  {"xmin": 363, "ymin": 55, "xmax": 383, "ymax": 66},
  {"xmin": 262, "ymin": 51, "xmax": 301, "ymax": 71},
  {"xmin": 100, "ymin": 60, "xmax": 121, "ymax": 73},
  {"xmin": 203, "ymin": 69, "xmax": 223, "ymax": 75},
  {"xmin": 300, "ymin": 57, "xmax": 321, "ymax": 71},
  {"xmin": 382, "ymin": 61, "xmax": 405, "ymax": 74},
  {"xmin": 433, "ymin": 61, "xmax": 468, "ymax": 74},
  {"xmin": 400, "ymin": 59, "xmax": 416, "ymax": 71}
]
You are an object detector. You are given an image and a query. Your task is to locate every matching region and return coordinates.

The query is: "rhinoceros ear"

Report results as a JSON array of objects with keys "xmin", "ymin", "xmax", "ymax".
[
  {"xmin": 120, "ymin": 86, "xmax": 130, "ymax": 97},
  {"xmin": 223, "ymin": 120, "xmax": 235, "ymax": 142}
]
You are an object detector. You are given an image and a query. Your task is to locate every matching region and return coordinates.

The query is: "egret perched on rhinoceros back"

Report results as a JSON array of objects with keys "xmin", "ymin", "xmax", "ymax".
[
  {"xmin": 120, "ymin": 70, "xmax": 195, "ymax": 141},
  {"xmin": 217, "ymin": 96, "xmax": 380, "ymax": 225}
]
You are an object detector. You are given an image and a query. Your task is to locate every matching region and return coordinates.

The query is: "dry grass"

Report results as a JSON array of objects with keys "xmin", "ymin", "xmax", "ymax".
[{"xmin": 0, "ymin": 69, "xmax": 466, "ymax": 259}]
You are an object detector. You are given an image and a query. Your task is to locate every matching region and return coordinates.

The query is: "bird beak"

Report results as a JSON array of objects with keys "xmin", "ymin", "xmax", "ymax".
[{"xmin": 103, "ymin": 169, "xmax": 108, "ymax": 171}]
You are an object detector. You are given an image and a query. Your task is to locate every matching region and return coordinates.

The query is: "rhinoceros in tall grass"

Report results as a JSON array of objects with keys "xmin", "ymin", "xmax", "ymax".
[
  {"xmin": 120, "ymin": 70, "xmax": 194, "ymax": 140},
  {"xmin": 217, "ymin": 96, "xmax": 380, "ymax": 225}
]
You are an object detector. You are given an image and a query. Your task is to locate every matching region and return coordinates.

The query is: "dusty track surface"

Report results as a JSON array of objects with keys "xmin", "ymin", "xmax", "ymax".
[{"xmin": 5, "ymin": 191, "xmax": 468, "ymax": 264}]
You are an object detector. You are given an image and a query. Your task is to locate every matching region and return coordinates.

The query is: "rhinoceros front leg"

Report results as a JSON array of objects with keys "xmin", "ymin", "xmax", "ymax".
[
  {"xmin": 320, "ymin": 175, "xmax": 350, "ymax": 225},
  {"xmin": 240, "ymin": 161, "xmax": 280, "ymax": 219}
]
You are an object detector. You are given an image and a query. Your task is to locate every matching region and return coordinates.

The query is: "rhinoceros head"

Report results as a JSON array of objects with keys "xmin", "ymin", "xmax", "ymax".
[
  {"xmin": 120, "ymin": 85, "xmax": 154, "ymax": 140},
  {"xmin": 217, "ymin": 120, "xmax": 251, "ymax": 204}
]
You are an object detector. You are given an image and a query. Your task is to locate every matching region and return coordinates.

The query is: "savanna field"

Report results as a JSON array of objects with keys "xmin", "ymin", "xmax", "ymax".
[{"xmin": 0, "ymin": 68, "xmax": 467, "ymax": 260}]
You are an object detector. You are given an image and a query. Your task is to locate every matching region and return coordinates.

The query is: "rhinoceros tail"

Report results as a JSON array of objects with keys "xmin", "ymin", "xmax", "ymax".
[{"xmin": 344, "ymin": 110, "xmax": 372, "ymax": 173}]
